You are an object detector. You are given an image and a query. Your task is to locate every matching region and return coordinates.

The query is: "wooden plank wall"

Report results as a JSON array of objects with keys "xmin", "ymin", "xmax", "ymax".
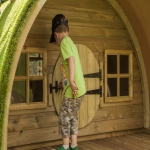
[{"xmin": 8, "ymin": 0, "xmax": 144, "ymax": 149}]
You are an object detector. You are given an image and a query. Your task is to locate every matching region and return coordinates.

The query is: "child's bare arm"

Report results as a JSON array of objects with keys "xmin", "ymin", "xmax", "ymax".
[
  {"xmin": 68, "ymin": 56, "xmax": 78, "ymax": 96},
  {"xmin": 69, "ymin": 56, "xmax": 75, "ymax": 83}
]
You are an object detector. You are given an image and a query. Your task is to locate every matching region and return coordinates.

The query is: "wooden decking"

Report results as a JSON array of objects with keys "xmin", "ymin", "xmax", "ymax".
[{"xmin": 34, "ymin": 133, "xmax": 150, "ymax": 150}]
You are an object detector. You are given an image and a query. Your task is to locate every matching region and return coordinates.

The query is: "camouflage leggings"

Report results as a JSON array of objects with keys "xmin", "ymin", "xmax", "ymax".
[{"xmin": 58, "ymin": 96, "xmax": 84, "ymax": 137}]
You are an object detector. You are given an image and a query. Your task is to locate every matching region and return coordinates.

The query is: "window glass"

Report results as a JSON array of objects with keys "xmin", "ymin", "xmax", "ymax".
[
  {"xmin": 11, "ymin": 81, "xmax": 26, "ymax": 104},
  {"xmin": 29, "ymin": 53, "xmax": 43, "ymax": 76},
  {"xmin": 120, "ymin": 55, "xmax": 129, "ymax": 73},
  {"xmin": 15, "ymin": 53, "xmax": 26, "ymax": 76},
  {"xmin": 29, "ymin": 80, "xmax": 43, "ymax": 102},
  {"xmin": 120, "ymin": 78, "xmax": 129, "ymax": 96},
  {"xmin": 107, "ymin": 55, "xmax": 117, "ymax": 74},
  {"xmin": 107, "ymin": 78, "xmax": 117, "ymax": 97}
]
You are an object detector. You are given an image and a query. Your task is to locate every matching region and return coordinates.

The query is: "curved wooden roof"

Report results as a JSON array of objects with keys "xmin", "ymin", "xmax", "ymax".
[{"xmin": 117, "ymin": 0, "xmax": 150, "ymax": 92}]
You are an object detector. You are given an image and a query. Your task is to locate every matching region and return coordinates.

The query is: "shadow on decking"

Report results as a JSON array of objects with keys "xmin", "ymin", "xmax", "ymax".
[{"xmin": 33, "ymin": 132, "xmax": 150, "ymax": 150}]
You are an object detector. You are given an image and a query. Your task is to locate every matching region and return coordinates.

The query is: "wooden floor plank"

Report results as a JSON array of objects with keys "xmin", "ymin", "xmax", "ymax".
[
  {"xmin": 85, "ymin": 140, "xmax": 115, "ymax": 150},
  {"xmin": 102, "ymin": 138, "xmax": 130, "ymax": 150},
  {"xmin": 101, "ymin": 137, "xmax": 134, "ymax": 150},
  {"xmin": 110, "ymin": 136, "xmax": 146, "ymax": 150},
  {"xmin": 34, "ymin": 148, "xmax": 48, "ymax": 150},
  {"xmin": 134, "ymin": 133, "xmax": 150, "ymax": 140},
  {"xmin": 78, "ymin": 143, "xmax": 93, "ymax": 150},
  {"xmin": 124, "ymin": 134, "xmax": 150, "ymax": 149},
  {"xmin": 127, "ymin": 133, "xmax": 150, "ymax": 142},
  {"xmin": 91, "ymin": 139, "xmax": 119, "ymax": 150},
  {"xmin": 43, "ymin": 147, "xmax": 55, "ymax": 150},
  {"xmin": 80, "ymin": 141, "xmax": 105, "ymax": 150},
  {"xmin": 50, "ymin": 145, "xmax": 58, "ymax": 150}
]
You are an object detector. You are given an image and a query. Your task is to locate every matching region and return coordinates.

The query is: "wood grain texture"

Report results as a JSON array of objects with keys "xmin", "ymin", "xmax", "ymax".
[
  {"xmin": 8, "ymin": 0, "xmax": 144, "ymax": 148},
  {"xmin": 8, "ymin": 117, "xmax": 143, "ymax": 147}
]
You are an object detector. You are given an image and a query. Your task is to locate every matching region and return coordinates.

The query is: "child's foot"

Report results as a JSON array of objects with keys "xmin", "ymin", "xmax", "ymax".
[
  {"xmin": 57, "ymin": 145, "xmax": 70, "ymax": 150},
  {"xmin": 70, "ymin": 146, "xmax": 78, "ymax": 150}
]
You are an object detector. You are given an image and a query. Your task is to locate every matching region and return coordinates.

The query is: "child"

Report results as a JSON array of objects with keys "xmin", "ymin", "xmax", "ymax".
[{"xmin": 50, "ymin": 14, "xmax": 86, "ymax": 150}]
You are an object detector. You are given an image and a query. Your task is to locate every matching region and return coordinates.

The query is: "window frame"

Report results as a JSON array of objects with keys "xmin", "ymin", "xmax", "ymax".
[
  {"xmin": 104, "ymin": 49, "xmax": 133, "ymax": 103},
  {"xmin": 10, "ymin": 47, "xmax": 47, "ymax": 110}
]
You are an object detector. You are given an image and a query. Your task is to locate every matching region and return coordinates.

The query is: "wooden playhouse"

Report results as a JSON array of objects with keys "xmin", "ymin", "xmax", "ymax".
[{"xmin": 0, "ymin": 0, "xmax": 150, "ymax": 149}]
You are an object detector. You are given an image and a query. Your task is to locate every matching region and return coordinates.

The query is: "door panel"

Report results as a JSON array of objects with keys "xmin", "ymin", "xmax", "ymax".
[{"xmin": 52, "ymin": 44, "xmax": 100, "ymax": 128}]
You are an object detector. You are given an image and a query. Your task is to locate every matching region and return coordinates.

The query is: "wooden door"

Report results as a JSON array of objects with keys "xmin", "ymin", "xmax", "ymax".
[{"xmin": 51, "ymin": 44, "xmax": 100, "ymax": 128}]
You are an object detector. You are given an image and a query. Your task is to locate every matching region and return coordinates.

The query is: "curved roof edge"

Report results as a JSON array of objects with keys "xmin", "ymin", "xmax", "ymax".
[{"xmin": 0, "ymin": 0, "xmax": 38, "ymax": 149}]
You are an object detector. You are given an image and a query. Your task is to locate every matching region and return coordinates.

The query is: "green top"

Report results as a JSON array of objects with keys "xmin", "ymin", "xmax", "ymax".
[{"xmin": 60, "ymin": 36, "xmax": 86, "ymax": 98}]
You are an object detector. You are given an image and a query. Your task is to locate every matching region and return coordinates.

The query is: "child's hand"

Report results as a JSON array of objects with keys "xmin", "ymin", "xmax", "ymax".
[
  {"xmin": 58, "ymin": 81, "xmax": 63, "ymax": 91},
  {"xmin": 70, "ymin": 81, "xmax": 78, "ymax": 99}
]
